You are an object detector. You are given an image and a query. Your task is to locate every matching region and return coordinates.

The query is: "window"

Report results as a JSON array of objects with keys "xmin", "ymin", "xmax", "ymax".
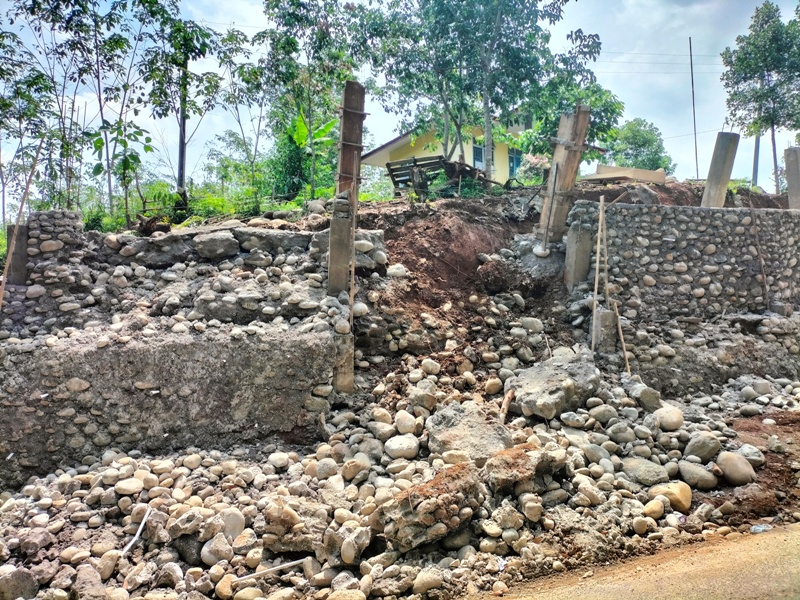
[
  {"xmin": 509, "ymin": 148, "xmax": 523, "ymax": 178},
  {"xmin": 473, "ymin": 144, "xmax": 485, "ymax": 170}
]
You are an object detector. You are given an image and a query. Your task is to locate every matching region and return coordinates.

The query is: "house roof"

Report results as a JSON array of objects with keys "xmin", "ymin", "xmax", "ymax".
[
  {"xmin": 361, "ymin": 131, "xmax": 414, "ymax": 167},
  {"xmin": 361, "ymin": 122, "xmax": 526, "ymax": 168}
]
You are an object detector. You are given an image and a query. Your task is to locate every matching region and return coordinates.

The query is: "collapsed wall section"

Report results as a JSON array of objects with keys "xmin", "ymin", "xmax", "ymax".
[
  {"xmin": 568, "ymin": 201, "xmax": 800, "ymax": 320},
  {"xmin": 1, "ymin": 210, "xmax": 386, "ymax": 487}
]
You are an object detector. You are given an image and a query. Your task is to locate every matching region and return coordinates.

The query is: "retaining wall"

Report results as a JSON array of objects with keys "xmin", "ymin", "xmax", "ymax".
[{"xmin": 568, "ymin": 201, "xmax": 800, "ymax": 320}]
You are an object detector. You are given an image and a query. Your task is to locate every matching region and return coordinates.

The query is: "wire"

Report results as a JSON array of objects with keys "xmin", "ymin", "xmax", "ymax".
[
  {"xmin": 593, "ymin": 71, "xmax": 724, "ymax": 74},
  {"xmin": 663, "ymin": 128, "xmax": 721, "ymax": 140}
]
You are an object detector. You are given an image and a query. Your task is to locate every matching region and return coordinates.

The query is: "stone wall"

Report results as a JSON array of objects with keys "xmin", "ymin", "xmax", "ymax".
[
  {"xmin": 1, "ymin": 211, "xmax": 389, "ymax": 487},
  {"xmin": 568, "ymin": 201, "xmax": 800, "ymax": 320}
]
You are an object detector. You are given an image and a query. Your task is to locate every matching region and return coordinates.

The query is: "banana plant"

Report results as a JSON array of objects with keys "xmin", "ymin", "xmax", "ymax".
[{"xmin": 286, "ymin": 108, "xmax": 337, "ymax": 200}]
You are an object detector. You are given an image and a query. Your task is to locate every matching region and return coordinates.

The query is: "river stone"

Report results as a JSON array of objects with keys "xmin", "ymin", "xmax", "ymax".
[
  {"xmin": 114, "ymin": 478, "xmax": 143, "ymax": 495},
  {"xmin": 201, "ymin": 533, "xmax": 234, "ymax": 566},
  {"xmin": 194, "ymin": 230, "xmax": 240, "ymax": 259},
  {"xmin": 622, "ymin": 457, "xmax": 668, "ymax": 486},
  {"xmin": 648, "ymin": 481, "xmax": 692, "ymax": 513},
  {"xmin": 384, "ymin": 434, "xmax": 419, "ymax": 459},
  {"xmin": 678, "ymin": 461, "xmax": 718, "ymax": 490},
  {"xmin": 654, "ymin": 404, "xmax": 684, "ymax": 431},
  {"xmin": 426, "ymin": 401, "xmax": 513, "ymax": 467},
  {"xmin": 736, "ymin": 444, "xmax": 766, "ymax": 468},
  {"xmin": 716, "ymin": 451, "xmax": 757, "ymax": 486},
  {"xmin": 412, "ymin": 568, "xmax": 444, "ymax": 594},
  {"xmin": 0, "ymin": 567, "xmax": 38, "ymax": 600},
  {"xmin": 683, "ymin": 431, "xmax": 721, "ymax": 463}
]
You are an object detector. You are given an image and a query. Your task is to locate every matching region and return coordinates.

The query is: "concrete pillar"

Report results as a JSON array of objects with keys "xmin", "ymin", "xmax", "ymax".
[
  {"xmin": 701, "ymin": 132, "xmax": 740, "ymax": 208},
  {"xmin": 591, "ymin": 307, "xmax": 617, "ymax": 353},
  {"xmin": 785, "ymin": 147, "xmax": 800, "ymax": 210},
  {"xmin": 564, "ymin": 222, "xmax": 592, "ymax": 292},
  {"xmin": 5, "ymin": 224, "xmax": 29, "ymax": 285}
]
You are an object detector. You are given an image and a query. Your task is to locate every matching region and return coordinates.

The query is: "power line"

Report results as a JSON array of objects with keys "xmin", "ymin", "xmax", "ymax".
[
  {"xmin": 593, "ymin": 70, "xmax": 724, "ymax": 74},
  {"xmin": 596, "ymin": 60, "xmax": 722, "ymax": 66},
  {"xmin": 602, "ymin": 50, "xmax": 720, "ymax": 57},
  {"xmin": 664, "ymin": 128, "xmax": 721, "ymax": 140}
]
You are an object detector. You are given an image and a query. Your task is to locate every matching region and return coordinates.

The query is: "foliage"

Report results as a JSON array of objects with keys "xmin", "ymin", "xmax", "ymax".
[
  {"xmin": 515, "ymin": 154, "xmax": 550, "ymax": 185},
  {"xmin": 513, "ymin": 81, "xmax": 624, "ymax": 162},
  {"xmin": 256, "ymin": 0, "xmax": 355, "ymax": 200},
  {"xmin": 600, "ymin": 118, "xmax": 676, "ymax": 175},
  {"xmin": 361, "ymin": 0, "xmax": 601, "ymax": 178},
  {"xmin": 721, "ymin": 1, "xmax": 800, "ymax": 192}
]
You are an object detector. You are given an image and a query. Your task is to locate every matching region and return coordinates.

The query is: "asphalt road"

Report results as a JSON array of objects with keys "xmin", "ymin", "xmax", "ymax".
[{"xmin": 479, "ymin": 523, "xmax": 800, "ymax": 600}]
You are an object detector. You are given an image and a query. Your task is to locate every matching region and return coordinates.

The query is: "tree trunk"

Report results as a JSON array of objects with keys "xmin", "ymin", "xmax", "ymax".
[
  {"xmin": 443, "ymin": 111, "xmax": 450, "ymax": 158},
  {"xmin": 770, "ymin": 121, "xmax": 779, "ymax": 194},
  {"xmin": 308, "ymin": 90, "xmax": 316, "ymax": 201},
  {"xmin": 176, "ymin": 54, "xmax": 189, "ymax": 211},
  {"xmin": 94, "ymin": 24, "xmax": 113, "ymax": 209},
  {"xmin": 752, "ymin": 132, "xmax": 760, "ymax": 187},
  {"xmin": 482, "ymin": 91, "xmax": 493, "ymax": 182}
]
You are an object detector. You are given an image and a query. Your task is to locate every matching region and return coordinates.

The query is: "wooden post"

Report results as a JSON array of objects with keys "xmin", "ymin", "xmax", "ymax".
[
  {"xmin": 328, "ymin": 81, "xmax": 366, "ymax": 297},
  {"xmin": 328, "ymin": 81, "xmax": 365, "ymax": 394},
  {"xmin": 537, "ymin": 104, "xmax": 591, "ymax": 248}
]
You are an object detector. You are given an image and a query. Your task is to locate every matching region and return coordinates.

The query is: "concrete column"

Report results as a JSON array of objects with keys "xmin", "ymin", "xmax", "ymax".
[
  {"xmin": 701, "ymin": 132, "xmax": 740, "ymax": 208},
  {"xmin": 5, "ymin": 224, "xmax": 29, "ymax": 285},
  {"xmin": 785, "ymin": 147, "xmax": 800, "ymax": 210},
  {"xmin": 564, "ymin": 222, "xmax": 592, "ymax": 292}
]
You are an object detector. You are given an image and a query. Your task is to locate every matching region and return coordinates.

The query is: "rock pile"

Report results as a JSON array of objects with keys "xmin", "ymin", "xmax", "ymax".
[{"xmin": 2, "ymin": 342, "xmax": 796, "ymax": 599}]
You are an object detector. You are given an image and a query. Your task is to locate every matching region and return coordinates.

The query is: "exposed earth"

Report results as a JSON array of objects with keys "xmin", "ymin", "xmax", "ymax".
[{"xmin": 1, "ymin": 180, "xmax": 799, "ymax": 600}]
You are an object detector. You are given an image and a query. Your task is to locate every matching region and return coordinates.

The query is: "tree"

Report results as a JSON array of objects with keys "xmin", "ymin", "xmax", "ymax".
[
  {"xmin": 362, "ymin": 0, "xmax": 600, "ymax": 181},
  {"xmin": 256, "ymin": 0, "xmax": 354, "ymax": 201},
  {"xmin": 721, "ymin": 1, "xmax": 798, "ymax": 193},
  {"xmin": 140, "ymin": 12, "xmax": 221, "ymax": 212},
  {"xmin": 513, "ymin": 80, "xmax": 624, "ymax": 161},
  {"xmin": 601, "ymin": 118, "xmax": 676, "ymax": 174}
]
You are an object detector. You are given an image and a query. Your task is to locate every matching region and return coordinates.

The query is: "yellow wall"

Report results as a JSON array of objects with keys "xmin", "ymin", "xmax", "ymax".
[
  {"xmin": 387, "ymin": 129, "xmax": 512, "ymax": 184},
  {"xmin": 388, "ymin": 131, "xmax": 442, "ymax": 162}
]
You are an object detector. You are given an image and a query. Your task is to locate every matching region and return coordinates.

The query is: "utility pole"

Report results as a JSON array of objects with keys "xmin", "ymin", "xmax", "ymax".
[{"xmin": 689, "ymin": 37, "xmax": 700, "ymax": 180}]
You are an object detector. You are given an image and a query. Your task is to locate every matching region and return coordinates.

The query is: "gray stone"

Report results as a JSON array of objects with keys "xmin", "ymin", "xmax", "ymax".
[
  {"xmin": 684, "ymin": 431, "xmax": 721, "ymax": 463},
  {"xmin": 737, "ymin": 444, "xmax": 766, "ymax": 468},
  {"xmin": 505, "ymin": 351, "xmax": 599, "ymax": 420},
  {"xmin": 678, "ymin": 461, "xmax": 718, "ymax": 490},
  {"xmin": 194, "ymin": 230, "xmax": 240, "ymax": 259},
  {"xmin": 629, "ymin": 383, "xmax": 662, "ymax": 412},
  {"xmin": 384, "ymin": 435, "xmax": 419, "ymax": 460},
  {"xmin": 654, "ymin": 404, "xmax": 684, "ymax": 431},
  {"xmin": 717, "ymin": 451, "xmax": 757, "ymax": 486},
  {"xmin": 621, "ymin": 457, "xmax": 669, "ymax": 486},
  {"xmin": 0, "ymin": 567, "xmax": 38, "ymax": 600}
]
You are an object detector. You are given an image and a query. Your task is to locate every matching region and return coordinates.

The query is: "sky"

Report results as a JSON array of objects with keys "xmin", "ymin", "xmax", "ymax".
[
  {"xmin": 179, "ymin": 0, "xmax": 798, "ymax": 189},
  {"xmin": 15, "ymin": 0, "xmax": 792, "ymax": 191}
]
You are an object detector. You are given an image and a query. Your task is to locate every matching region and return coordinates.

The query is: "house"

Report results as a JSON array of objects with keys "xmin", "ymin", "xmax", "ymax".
[{"xmin": 362, "ymin": 125, "xmax": 525, "ymax": 185}]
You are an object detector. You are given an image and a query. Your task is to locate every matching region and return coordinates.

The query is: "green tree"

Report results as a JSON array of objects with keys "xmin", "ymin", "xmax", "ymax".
[
  {"xmin": 256, "ymin": 0, "xmax": 354, "ymax": 200},
  {"xmin": 362, "ymin": 0, "xmax": 600, "ymax": 181},
  {"xmin": 600, "ymin": 118, "xmax": 676, "ymax": 175},
  {"xmin": 140, "ymin": 12, "xmax": 222, "ymax": 212},
  {"xmin": 513, "ymin": 80, "xmax": 624, "ymax": 161},
  {"xmin": 721, "ymin": 1, "xmax": 797, "ymax": 193}
]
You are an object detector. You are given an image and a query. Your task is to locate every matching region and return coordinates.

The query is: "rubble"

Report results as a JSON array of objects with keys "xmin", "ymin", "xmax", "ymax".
[{"xmin": 2, "ymin": 194, "xmax": 800, "ymax": 599}]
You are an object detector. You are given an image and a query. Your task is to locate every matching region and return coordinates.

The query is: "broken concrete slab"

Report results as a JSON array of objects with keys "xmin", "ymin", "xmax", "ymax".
[
  {"xmin": 505, "ymin": 349, "xmax": 600, "ymax": 420},
  {"xmin": 379, "ymin": 463, "xmax": 485, "ymax": 553},
  {"xmin": 426, "ymin": 401, "xmax": 513, "ymax": 467}
]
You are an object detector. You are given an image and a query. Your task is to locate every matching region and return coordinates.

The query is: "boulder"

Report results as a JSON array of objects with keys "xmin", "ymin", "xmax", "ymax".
[
  {"xmin": 648, "ymin": 481, "xmax": 692, "ymax": 513},
  {"xmin": 717, "ymin": 451, "xmax": 757, "ymax": 486},
  {"xmin": 194, "ymin": 230, "xmax": 240, "ymax": 259},
  {"xmin": 505, "ymin": 351, "xmax": 600, "ymax": 420},
  {"xmin": 683, "ymin": 431, "xmax": 721, "ymax": 463},
  {"xmin": 622, "ymin": 457, "xmax": 669, "ymax": 486}
]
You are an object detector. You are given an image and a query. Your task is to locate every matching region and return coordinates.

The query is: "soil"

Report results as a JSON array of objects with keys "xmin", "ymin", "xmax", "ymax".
[{"xmin": 480, "ymin": 523, "xmax": 800, "ymax": 600}]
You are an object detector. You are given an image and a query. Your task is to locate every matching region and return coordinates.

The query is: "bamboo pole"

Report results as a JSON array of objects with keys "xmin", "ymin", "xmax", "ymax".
[
  {"xmin": 590, "ymin": 196, "xmax": 605, "ymax": 352},
  {"xmin": 601, "ymin": 200, "xmax": 610, "ymax": 308},
  {"xmin": 231, "ymin": 557, "xmax": 309, "ymax": 584},
  {"xmin": 613, "ymin": 301, "xmax": 631, "ymax": 376},
  {"xmin": 0, "ymin": 137, "xmax": 44, "ymax": 312}
]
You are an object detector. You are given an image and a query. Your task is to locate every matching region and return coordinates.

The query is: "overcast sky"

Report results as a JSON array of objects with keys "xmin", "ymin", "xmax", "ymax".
[{"xmin": 176, "ymin": 0, "xmax": 798, "ymax": 188}]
